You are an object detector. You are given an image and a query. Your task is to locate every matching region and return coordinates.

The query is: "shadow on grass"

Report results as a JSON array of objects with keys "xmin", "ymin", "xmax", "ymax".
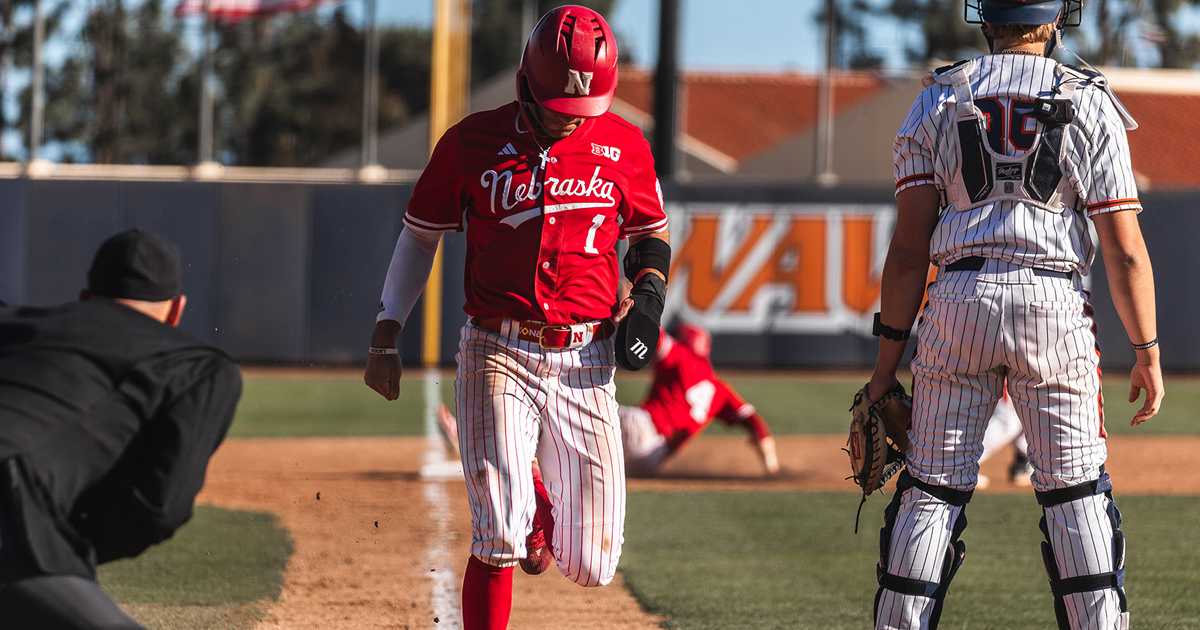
[{"xmin": 99, "ymin": 506, "xmax": 292, "ymax": 630}]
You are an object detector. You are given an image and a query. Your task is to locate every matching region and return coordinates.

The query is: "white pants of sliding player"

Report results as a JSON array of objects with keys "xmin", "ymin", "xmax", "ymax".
[
  {"xmin": 979, "ymin": 391, "xmax": 1026, "ymax": 464},
  {"xmin": 454, "ymin": 320, "xmax": 625, "ymax": 587},
  {"xmin": 876, "ymin": 262, "xmax": 1124, "ymax": 630},
  {"xmin": 618, "ymin": 405, "xmax": 669, "ymax": 477}
]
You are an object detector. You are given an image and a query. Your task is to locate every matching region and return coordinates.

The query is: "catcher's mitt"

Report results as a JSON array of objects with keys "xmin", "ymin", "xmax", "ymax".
[{"xmin": 846, "ymin": 381, "xmax": 911, "ymax": 531}]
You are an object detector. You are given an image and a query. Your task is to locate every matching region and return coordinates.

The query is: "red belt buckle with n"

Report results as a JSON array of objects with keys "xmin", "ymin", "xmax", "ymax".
[{"xmin": 539, "ymin": 323, "xmax": 590, "ymax": 350}]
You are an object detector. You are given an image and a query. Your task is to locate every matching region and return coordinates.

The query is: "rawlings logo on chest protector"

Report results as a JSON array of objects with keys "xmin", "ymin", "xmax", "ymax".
[{"xmin": 996, "ymin": 163, "xmax": 1022, "ymax": 180}]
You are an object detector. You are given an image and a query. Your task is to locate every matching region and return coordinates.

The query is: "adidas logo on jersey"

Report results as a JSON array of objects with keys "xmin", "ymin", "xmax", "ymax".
[{"xmin": 497, "ymin": 143, "xmax": 518, "ymax": 156}]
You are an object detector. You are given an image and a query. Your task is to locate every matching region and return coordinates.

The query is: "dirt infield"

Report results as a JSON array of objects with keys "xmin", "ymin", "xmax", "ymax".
[{"xmin": 196, "ymin": 435, "xmax": 1200, "ymax": 629}]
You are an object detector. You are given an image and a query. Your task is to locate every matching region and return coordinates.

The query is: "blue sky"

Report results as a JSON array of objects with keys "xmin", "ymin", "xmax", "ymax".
[
  {"xmin": 348, "ymin": 0, "xmax": 904, "ymax": 70},
  {"xmin": 343, "ymin": 0, "xmax": 1200, "ymax": 71}
]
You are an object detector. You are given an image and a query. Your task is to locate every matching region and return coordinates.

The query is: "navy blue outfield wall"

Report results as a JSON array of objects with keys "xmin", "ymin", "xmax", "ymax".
[{"xmin": 0, "ymin": 176, "xmax": 1194, "ymax": 371}]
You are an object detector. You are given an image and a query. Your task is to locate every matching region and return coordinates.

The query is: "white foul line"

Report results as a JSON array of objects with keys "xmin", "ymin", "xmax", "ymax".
[{"xmin": 421, "ymin": 367, "xmax": 462, "ymax": 629}]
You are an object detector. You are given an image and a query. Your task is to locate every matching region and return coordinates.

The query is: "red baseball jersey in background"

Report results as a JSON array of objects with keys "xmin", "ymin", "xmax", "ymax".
[
  {"xmin": 404, "ymin": 102, "xmax": 668, "ymax": 325},
  {"xmin": 640, "ymin": 335, "xmax": 771, "ymax": 452}
]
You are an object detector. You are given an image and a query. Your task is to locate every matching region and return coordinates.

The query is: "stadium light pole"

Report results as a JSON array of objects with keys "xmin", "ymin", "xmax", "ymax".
[
  {"xmin": 653, "ymin": 0, "xmax": 679, "ymax": 182},
  {"xmin": 814, "ymin": 0, "xmax": 839, "ymax": 187},
  {"xmin": 359, "ymin": 0, "xmax": 386, "ymax": 182},
  {"xmin": 194, "ymin": 0, "xmax": 220, "ymax": 178},
  {"xmin": 521, "ymin": 0, "xmax": 536, "ymax": 47},
  {"xmin": 30, "ymin": 0, "xmax": 45, "ymax": 163}
]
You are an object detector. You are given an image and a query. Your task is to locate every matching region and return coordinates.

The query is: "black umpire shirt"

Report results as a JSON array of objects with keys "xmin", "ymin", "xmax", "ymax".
[{"xmin": 0, "ymin": 300, "xmax": 241, "ymax": 583}]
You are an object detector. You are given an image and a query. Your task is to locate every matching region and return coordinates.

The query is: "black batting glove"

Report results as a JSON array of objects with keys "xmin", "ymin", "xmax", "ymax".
[{"xmin": 615, "ymin": 273, "xmax": 666, "ymax": 370}]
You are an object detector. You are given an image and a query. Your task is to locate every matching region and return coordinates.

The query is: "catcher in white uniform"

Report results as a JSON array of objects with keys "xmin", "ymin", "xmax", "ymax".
[{"xmin": 866, "ymin": 0, "xmax": 1163, "ymax": 628}]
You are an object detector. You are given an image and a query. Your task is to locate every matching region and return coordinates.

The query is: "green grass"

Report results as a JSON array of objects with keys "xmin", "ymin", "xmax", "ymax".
[
  {"xmin": 231, "ymin": 372, "xmax": 1200, "ymax": 437},
  {"xmin": 622, "ymin": 491, "xmax": 1200, "ymax": 629},
  {"xmin": 1099, "ymin": 376, "xmax": 1200, "ymax": 435},
  {"xmin": 99, "ymin": 506, "xmax": 292, "ymax": 606},
  {"xmin": 230, "ymin": 375, "xmax": 455, "ymax": 437}
]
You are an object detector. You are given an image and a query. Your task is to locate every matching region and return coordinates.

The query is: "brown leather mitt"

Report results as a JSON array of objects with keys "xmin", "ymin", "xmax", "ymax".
[{"xmin": 847, "ymin": 381, "xmax": 912, "ymax": 498}]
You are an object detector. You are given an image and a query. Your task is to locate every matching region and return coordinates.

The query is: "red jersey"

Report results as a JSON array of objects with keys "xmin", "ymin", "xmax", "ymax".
[
  {"xmin": 404, "ymin": 103, "xmax": 668, "ymax": 325},
  {"xmin": 640, "ymin": 335, "xmax": 771, "ymax": 452}
]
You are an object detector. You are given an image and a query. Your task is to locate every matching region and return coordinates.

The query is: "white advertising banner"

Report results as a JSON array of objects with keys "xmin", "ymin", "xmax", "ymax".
[{"xmin": 664, "ymin": 203, "xmax": 900, "ymax": 336}]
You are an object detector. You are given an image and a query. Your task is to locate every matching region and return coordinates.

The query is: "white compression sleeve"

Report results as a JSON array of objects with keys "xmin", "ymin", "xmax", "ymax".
[{"xmin": 376, "ymin": 225, "xmax": 442, "ymax": 327}]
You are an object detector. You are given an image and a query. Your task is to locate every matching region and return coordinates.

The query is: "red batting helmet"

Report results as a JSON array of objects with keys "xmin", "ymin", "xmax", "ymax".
[
  {"xmin": 672, "ymin": 322, "xmax": 711, "ymax": 360},
  {"xmin": 517, "ymin": 5, "xmax": 618, "ymax": 118}
]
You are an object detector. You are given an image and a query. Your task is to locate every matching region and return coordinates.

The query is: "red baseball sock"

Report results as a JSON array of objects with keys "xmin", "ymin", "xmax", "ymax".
[
  {"xmin": 461, "ymin": 556, "xmax": 513, "ymax": 630},
  {"xmin": 531, "ymin": 467, "xmax": 555, "ymax": 552}
]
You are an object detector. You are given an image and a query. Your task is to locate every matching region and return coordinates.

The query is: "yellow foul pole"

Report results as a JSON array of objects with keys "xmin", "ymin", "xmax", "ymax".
[{"xmin": 424, "ymin": 0, "xmax": 471, "ymax": 367}]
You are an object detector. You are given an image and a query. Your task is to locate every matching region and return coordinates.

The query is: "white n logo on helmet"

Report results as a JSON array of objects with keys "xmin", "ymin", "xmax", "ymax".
[{"xmin": 564, "ymin": 70, "xmax": 594, "ymax": 96}]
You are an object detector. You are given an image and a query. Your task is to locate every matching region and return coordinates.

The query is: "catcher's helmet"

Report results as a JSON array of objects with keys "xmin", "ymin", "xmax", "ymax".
[
  {"xmin": 517, "ymin": 5, "xmax": 618, "ymax": 118},
  {"xmin": 672, "ymin": 322, "xmax": 711, "ymax": 360},
  {"xmin": 965, "ymin": 0, "xmax": 1082, "ymax": 27}
]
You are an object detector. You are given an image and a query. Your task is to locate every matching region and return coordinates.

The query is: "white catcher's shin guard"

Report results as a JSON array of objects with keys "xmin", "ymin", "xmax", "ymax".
[
  {"xmin": 1038, "ymin": 469, "xmax": 1128, "ymax": 630},
  {"xmin": 874, "ymin": 471, "xmax": 972, "ymax": 630}
]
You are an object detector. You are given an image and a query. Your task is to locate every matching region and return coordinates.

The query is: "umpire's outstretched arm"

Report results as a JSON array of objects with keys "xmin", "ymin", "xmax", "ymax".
[{"xmin": 70, "ymin": 359, "xmax": 243, "ymax": 563}]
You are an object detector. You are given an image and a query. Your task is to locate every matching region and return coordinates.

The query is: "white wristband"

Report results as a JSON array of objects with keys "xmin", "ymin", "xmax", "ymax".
[{"xmin": 368, "ymin": 347, "xmax": 399, "ymax": 355}]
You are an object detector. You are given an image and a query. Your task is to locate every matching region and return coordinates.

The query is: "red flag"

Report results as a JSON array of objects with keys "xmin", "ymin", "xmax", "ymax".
[{"xmin": 175, "ymin": 0, "xmax": 344, "ymax": 23}]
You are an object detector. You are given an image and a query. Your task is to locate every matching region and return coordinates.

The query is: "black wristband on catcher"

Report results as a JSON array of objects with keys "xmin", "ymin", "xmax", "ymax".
[
  {"xmin": 872, "ymin": 312, "xmax": 911, "ymax": 342},
  {"xmin": 623, "ymin": 238, "xmax": 671, "ymax": 283},
  {"xmin": 1131, "ymin": 337, "xmax": 1158, "ymax": 350},
  {"xmin": 616, "ymin": 273, "xmax": 666, "ymax": 371}
]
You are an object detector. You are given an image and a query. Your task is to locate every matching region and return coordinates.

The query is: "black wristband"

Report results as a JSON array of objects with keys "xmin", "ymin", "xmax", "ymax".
[
  {"xmin": 623, "ymin": 238, "xmax": 671, "ymax": 282},
  {"xmin": 1132, "ymin": 337, "xmax": 1158, "ymax": 350},
  {"xmin": 872, "ymin": 312, "xmax": 911, "ymax": 342}
]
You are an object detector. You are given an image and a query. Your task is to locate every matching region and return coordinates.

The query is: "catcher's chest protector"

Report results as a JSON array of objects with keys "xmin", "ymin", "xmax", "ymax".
[{"xmin": 940, "ymin": 60, "xmax": 1094, "ymax": 215}]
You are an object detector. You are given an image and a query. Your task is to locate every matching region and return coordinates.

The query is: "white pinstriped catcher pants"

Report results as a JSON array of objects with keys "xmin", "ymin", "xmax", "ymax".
[
  {"xmin": 876, "ymin": 262, "xmax": 1125, "ymax": 630},
  {"xmin": 454, "ymin": 320, "xmax": 625, "ymax": 587}
]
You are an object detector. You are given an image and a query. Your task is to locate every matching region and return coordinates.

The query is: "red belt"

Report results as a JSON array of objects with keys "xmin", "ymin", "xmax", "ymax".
[{"xmin": 473, "ymin": 317, "xmax": 615, "ymax": 349}]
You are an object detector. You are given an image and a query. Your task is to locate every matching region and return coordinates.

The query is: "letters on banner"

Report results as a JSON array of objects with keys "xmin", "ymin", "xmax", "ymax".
[{"xmin": 664, "ymin": 204, "xmax": 899, "ymax": 336}]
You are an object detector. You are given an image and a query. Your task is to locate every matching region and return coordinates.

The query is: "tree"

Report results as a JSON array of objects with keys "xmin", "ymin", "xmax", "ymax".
[
  {"xmin": 206, "ymin": 8, "xmax": 425, "ymax": 166},
  {"xmin": 20, "ymin": 0, "xmax": 191, "ymax": 164},
  {"xmin": 889, "ymin": 0, "xmax": 1200, "ymax": 69},
  {"xmin": 819, "ymin": 0, "xmax": 887, "ymax": 69},
  {"xmin": 888, "ymin": 0, "xmax": 988, "ymax": 64},
  {"xmin": 1148, "ymin": 0, "xmax": 1200, "ymax": 68},
  {"xmin": 472, "ymin": 0, "xmax": 618, "ymax": 85},
  {"xmin": 3, "ymin": 0, "xmax": 74, "ymax": 160}
]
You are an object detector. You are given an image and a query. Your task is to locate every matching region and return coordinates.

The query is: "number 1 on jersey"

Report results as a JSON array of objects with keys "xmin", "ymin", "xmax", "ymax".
[{"xmin": 584, "ymin": 213, "xmax": 604, "ymax": 254}]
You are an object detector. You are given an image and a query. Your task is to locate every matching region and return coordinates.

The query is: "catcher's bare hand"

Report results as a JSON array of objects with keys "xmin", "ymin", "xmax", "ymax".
[
  {"xmin": 866, "ymin": 373, "xmax": 901, "ymax": 404},
  {"xmin": 364, "ymin": 353, "xmax": 402, "ymax": 400},
  {"xmin": 1129, "ymin": 358, "xmax": 1163, "ymax": 426}
]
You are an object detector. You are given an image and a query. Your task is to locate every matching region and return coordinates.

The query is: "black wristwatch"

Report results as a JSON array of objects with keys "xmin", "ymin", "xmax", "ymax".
[{"xmin": 872, "ymin": 312, "xmax": 911, "ymax": 342}]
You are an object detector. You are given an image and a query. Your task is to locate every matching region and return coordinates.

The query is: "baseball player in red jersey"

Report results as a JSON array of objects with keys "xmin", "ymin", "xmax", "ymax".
[
  {"xmin": 868, "ymin": 1, "xmax": 1162, "ymax": 628},
  {"xmin": 438, "ymin": 322, "xmax": 780, "ymax": 478},
  {"xmin": 364, "ymin": 6, "xmax": 670, "ymax": 630},
  {"xmin": 435, "ymin": 322, "xmax": 777, "ymax": 580},
  {"xmin": 621, "ymin": 322, "xmax": 779, "ymax": 477}
]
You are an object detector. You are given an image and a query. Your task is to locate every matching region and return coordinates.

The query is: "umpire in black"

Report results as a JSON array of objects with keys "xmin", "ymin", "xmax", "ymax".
[{"xmin": 0, "ymin": 229, "xmax": 242, "ymax": 629}]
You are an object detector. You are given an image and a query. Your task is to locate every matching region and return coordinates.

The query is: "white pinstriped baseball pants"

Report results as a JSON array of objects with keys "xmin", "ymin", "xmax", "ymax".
[
  {"xmin": 454, "ymin": 320, "xmax": 625, "ymax": 587},
  {"xmin": 876, "ymin": 263, "xmax": 1124, "ymax": 629}
]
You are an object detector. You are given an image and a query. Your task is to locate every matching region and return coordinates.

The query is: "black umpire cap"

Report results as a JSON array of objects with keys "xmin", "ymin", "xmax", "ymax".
[{"xmin": 87, "ymin": 229, "xmax": 182, "ymax": 301}]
